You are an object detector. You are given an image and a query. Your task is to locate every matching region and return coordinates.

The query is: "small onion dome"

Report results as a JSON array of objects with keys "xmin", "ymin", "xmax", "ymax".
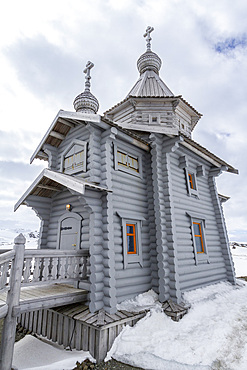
[
  {"xmin": 73, "ymin": 91, "xmax": 99, "ymax": 114},
  {"xmin": 137, "ymin": 50, "xmax": 162, "ymax": 75},
  {"xmin": 73, "ymin": 61, "xmax": 99, "ymax": 114}
]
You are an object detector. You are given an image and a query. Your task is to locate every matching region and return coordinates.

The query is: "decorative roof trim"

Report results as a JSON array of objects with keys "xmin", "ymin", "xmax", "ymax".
[
  {"xmin": 14, "ymin": 169, "xmax": 110, "ymax": 211},
  {"xmin": 181, "ymin": 136, "xmax": 238, "ymax": 174},
  {"xmin": 30, "ymin": 111, "xmax": 101, "ymax": 163},
  {"xmin": 104, "ymin": 95, "xmax": 202, "ymax": 119}
]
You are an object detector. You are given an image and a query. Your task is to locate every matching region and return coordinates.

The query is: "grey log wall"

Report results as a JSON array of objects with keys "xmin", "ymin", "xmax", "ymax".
[{"xmin": 23, "ymin": 119, "xmax": 235, "ymax": 314}]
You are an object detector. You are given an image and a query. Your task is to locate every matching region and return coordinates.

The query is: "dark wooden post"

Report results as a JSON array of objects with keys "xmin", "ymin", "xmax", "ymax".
[{"xmin": 0, "ymin": 233, "xmax": 25, "ymax": 370}]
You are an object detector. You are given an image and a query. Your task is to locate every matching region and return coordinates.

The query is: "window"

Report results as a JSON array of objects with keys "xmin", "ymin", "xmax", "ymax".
[
  {"xmin": 185, "ymin": 170, "xmax": 198, "ymax": 197},
  {"xmin": 188, "ymin": 173, "xmax": 196, "ymax": 190},
  {"xmin": 114, "ymin": 146, "xmax": 142, "ymax": 177},
  {"xmin": 186, "ymin": 212, "xmax": 209, "ymax": 265},
  {"xmin": 126, "ymin": 224, "xmax": 137, "ymax": 254},
  {"xmin": 61, "ymin": 140, "xmax": 87, "ymax": 175},
  {"xmin": 149, "ymin": 114, "xmax": 160, "ymax": 125},
  {"xmin": 193, "ymin": 221, "xmax": 204, "ymax": 253},
  {"xmin": 117, "ymin": 211, "xmax": 145, "ymax": 269},
  {"xmin": 178, "ymin": 156, "xmax": 199, "ymax": 197}
]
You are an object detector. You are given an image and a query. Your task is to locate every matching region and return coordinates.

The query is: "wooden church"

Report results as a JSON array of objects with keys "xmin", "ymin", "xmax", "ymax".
[{"xmin": 15, "ymin": 26, "xmax": 237, "ymax": 317}]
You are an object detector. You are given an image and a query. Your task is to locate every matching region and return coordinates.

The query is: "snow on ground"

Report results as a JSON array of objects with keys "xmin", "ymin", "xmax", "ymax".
[
  {"xmin": 12, "ymin": 335, "xmax": 94, "ymax": 370},
  {"xmin": 107, "ymin": 282, "xmax": 247, "ymax": 369},
  {"xmin": 231, "ymin": 243, "xmax": 247, "ymax": 277},
  {"xmin": 3, "ymin": 234, "xmax": 247, "ymax": 369},
  {"xmin": 0, "ymin": 228, "xmax": 39, "ymax": 250}
]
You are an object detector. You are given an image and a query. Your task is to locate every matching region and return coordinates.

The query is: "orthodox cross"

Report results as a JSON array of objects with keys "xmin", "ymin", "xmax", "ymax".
[
  {"xmin": 83, "ymin": 61, "xmax": 94, "ymax": 92},
  {"xmin": 144, "ymin": 26, "xmax": 154, "ymax": 51}
]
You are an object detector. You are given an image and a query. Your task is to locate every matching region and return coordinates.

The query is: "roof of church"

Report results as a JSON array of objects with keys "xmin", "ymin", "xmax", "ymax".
[
  {"xmin": 14, "ymin": 168, "xmax": 111, "ymax": 211},
  {"xmin": 127, "ymin": 69, "xmax": 173, "ymax": 97},
  {"xmin": 104, "ymin": 27, "xmax": 201, "ymax": 121}
]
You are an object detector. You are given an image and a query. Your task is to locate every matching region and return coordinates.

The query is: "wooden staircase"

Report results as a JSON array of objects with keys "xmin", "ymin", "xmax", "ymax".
[{"xmin": 0, "ymin": 234, "xmax": 89, "ymax": 370}]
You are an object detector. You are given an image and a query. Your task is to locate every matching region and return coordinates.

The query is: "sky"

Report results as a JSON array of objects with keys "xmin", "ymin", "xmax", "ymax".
[{"xmin": 0, "ymin": 0, "xmax": 247, "ymax": 241}]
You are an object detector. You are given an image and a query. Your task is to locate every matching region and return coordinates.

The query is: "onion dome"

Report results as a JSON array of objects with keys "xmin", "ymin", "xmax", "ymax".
[
  {"xmin": 73, "ymin": 61, "xmax": 99, "ymax": 114},
  {"xmin": 137, "ymin": 26, "xmax": 162, "ymax": 75}
]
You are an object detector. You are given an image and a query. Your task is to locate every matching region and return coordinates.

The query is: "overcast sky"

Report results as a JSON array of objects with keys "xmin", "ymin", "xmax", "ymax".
[{"xmin": 0, "ymin": 0, "xmax": 246, "ymax": 241}]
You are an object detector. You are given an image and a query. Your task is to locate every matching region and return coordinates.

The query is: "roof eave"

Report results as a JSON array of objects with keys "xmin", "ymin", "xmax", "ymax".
[
  {"xmin": 14, "ymin": 169, "xmax": 110, "ymax": 212},
  {"xmin": 30, "ymin": 111, "xmax": 101, "ymax": 164}
]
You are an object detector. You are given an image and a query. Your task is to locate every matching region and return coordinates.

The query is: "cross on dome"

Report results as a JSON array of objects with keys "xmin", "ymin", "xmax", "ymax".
[
  {"xmin": 144, "ymin": 26, "xmax": 154, "ymax": 51},
  {"xmin": 73, "ymin": 60, "xmax": 99, "ymax": 114},
  {"xmin": 83, "ymin": 61, "xmax": 94, "ymax": 92}
]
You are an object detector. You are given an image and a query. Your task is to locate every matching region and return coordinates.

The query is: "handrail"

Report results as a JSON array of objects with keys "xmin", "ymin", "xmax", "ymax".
[
  {"xmin": 0, "ymin": 233, "xmax": 90, "ymax": 370},
  {"xmin": 24, "ymin": 249, "xmax": 89, "ymax": 257},
  {"xmin": 0, "ymin": 250, "xmax": 15, "ymax": 265},
  {"xmin": 0, "ymin": 250, "xmax": 15, "ymax": 292}
]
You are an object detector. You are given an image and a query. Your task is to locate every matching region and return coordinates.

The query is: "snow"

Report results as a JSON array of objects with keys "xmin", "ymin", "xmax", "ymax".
[
  {"xmin": 2, "ymin": 234, "xmax": 246, "ymax": 369},
  {"xmin": 0, "ymin": 228, "xmax": 39, "ymax": 250},
  {"xmin": 107, "ymin": 282, "xmax": 247, "ymax": 369},
  {"xmin": 12, "ymin": 335, "xmax": 94, "ymax": 370},
  {"xmin": 231, "ymin": 244, "xmax": 247, "ymax": 277}
]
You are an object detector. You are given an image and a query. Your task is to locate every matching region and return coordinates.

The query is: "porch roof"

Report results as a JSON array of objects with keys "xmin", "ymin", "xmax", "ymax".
[{"xmin": 14, "ymin": 169, "xmax": 110, "ymax": 211}]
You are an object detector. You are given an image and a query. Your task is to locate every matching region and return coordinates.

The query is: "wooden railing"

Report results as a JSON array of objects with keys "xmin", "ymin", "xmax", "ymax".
[
  {"xmin": 0, "ymin": 233, "xmax": 90, "ymax": 370},
  {"xmin": 0, "ymin": 250, "xmax": 15, "ymax": 294},
  {"xmin": 22, "ymin": 249, "xmax": 89, "ymax": 286}
]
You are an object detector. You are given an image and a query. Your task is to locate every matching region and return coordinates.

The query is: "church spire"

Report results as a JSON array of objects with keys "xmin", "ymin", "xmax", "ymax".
[
  {"xmin": 137, "ymin": 26, "xmax": 162, "ymax": 75},
  {"xmin": 73, "ymin": 60, "xmax": 99, "ymax": 114}
]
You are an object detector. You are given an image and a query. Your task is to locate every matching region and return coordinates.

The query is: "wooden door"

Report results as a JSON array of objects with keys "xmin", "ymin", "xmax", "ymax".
[{"xmin": 58, "ymin": 215, "xmax": 81, "ymax": 250}]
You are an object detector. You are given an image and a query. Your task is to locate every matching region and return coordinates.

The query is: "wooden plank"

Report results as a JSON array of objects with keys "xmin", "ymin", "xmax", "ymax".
[
  {"xmin": 73, "ymin": 308, "xmax": 91, "ymax": 321},
  {"xmin": 69, "ymin": 319, "xmax": 76, "ymax": 349},
  {"xmin": 108, "ymin": 326, "xmax": 117, "ymax": 350},
  {"xmin": 46, "ymin": 310, "xmax": 53, "ymax": 339},
  {"xmin": 75, "ymin": 321, "xmax": 82, "ymax": 350},
  {"xmin": 51, "ymin": 311, "xmax": 58, "ymax": 342},
  {"xmin": 57, "ymin": 313, "xmax": 64, "ymax": 345},
  {"xmin": 63, "ymin": 315, "xmax": 70, "ymax": 347},
  {"xmin": 82, "ymin": 324, "xmax": 89, "ymax": 351},
  {"xmin": 37, "ymin": 309, "xmax": 43, "ymax": 335},
  {"xmin": 32, "ymin": 310, "xmax": 38, "ymax": 333},
  {"xmin": 41, "ymin": 309, "xmax": 47, "ymax": 336},
  {"xmin": 95, "ymin": 329, "xmax": 108, "ymax": 363},
  {"xmin": 89, "ymin": 327, "xmax": 96, "ymax": 358}
]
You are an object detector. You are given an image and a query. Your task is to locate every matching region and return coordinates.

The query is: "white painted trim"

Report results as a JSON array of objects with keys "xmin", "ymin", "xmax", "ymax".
[
  {"xmin": 14, "ymin": 169, "xmax": 110, "ymax": 211},
  {"xmin": 30, "ymin": 110, "xmax": 100, "ymax": 164},
  {"xmin": 60, "ymin": 139, "xmax": 87, "ymax": 174},
  {"xmin": 119, "ymin": 122, "xmax": 179, "ymax": 135}
]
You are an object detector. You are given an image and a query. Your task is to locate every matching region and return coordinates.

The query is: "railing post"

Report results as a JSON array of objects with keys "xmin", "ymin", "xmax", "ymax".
[{"xmin": 0, "ymin": 233, "xmax": 26, "ymax": 370}]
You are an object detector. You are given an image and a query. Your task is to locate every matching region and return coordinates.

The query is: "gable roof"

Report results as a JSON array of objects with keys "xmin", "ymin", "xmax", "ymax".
[
  {"xmin": 14, "ymin": 169, "xmax": 110, "ymax": 211},
  {"xmin": 30, "ymin": 110, "xmax": 149, "ymax": 163}
]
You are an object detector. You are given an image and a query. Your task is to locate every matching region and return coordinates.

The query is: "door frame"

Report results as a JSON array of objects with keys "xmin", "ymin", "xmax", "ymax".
[{"xmin": 56, "ymin": 212, "xmax": 82, "ymax": 250}]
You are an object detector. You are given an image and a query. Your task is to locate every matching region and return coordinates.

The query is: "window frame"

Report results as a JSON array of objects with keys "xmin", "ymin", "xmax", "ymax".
[
  {"xmin": 114, "ymin": 145, "xmax": 142, "ymax": 178},
  {"xmin": 117, "ymin": 211, "xmax": 145, "ymax": 269},
  {"xmin": 185, "ymin": 169, "xmax": 199, "ymax": 197},
  {"xmin": 186, "ymin": 212, "xmax": 209, "ymax": 265},
  {"xmin": 60, "ymin": 139, "xmax": 87, "ymax": 175},
  {"xmin": 149, "ymin": 113, "xmax": 161, "ymax": 125}
]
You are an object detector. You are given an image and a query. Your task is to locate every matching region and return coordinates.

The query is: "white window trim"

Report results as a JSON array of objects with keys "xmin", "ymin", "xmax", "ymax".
[
  {"xmin": 185, "ymin": 169, "xmax": 199, "ymax": 198},
  {"xmin": 60, "ymin": 139, "xmax": 87, "ymax": 175},
  {"xmin": 186, "ymin": 212, "xmax": 209, "ymax": 265},
  {"xmin": 114, "ymin": 145, "xmax": 143, "ymax": 178},
  {"xmin": 117, "ymin": 211, "xmax": 145, "ymax": 269},
  {"xmin": 149, "ymin": 114, "xmax": 161, "ymax": 125}
]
